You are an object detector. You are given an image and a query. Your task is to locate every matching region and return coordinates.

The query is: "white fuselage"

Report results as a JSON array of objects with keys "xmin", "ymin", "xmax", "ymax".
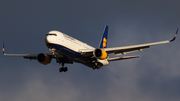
[
  {"xmin": 46, "ymin": 31, "xmax": 94, "ymax": 52},
  {"xmin": 45, "ymin": 30, "xmax": 109, "ymax": 68}
]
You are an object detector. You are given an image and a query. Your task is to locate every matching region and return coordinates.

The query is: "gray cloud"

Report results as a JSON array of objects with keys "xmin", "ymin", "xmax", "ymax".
[{"xmin": 1, "ymin": 0, "xmax": 180, "ymax": 101}]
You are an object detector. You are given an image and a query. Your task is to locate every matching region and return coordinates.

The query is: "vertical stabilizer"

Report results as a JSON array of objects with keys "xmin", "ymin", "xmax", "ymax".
[{"xmin": 99, "ymin": 25, "xmax": 108, "ymax": 48}]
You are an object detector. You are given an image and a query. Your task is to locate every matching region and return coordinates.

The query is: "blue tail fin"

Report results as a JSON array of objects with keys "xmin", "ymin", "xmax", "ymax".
[{"xmin": 99, "ymin": 25, "xmax": 108, "ymax": 48}]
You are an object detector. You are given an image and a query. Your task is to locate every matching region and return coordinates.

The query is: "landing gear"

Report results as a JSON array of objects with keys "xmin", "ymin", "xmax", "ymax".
[
  {"xmin": 93, "ymin": 62, "xmax": 101, "ymax": 70},
  {"xmin": 59, "ymin": 67, "xmax": 68, "ymax": 72},
  {"xmin": 93, "ymin": 66, "xmax": 100, "ymax": 70},
  {"xmin": 59, "ymin": 62, "xmax": 68, "ymax": 72}
]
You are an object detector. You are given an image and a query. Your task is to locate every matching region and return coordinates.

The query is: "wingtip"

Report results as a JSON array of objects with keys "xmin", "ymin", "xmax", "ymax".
[
  {"xmin": 2, "ymin": 43, "xmax": 5, "ymax": 55},
  {"xmin": 169, "ymin": 28, "xmax": 178, "ymax": 42},
  {"xmin": 176, "ymin": 28, "xmax": 179, "ymax": 34}
]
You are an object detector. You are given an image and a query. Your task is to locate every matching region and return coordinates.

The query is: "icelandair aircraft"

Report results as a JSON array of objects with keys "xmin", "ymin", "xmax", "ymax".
[{"xmin": 3, "ymin": 26, "xmax": 178, "ymax": 72}]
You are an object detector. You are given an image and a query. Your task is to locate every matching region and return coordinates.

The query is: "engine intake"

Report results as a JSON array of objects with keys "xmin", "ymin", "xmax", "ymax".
[
  {"xmin": 93, "ymin": 48, "xmax": 108, "ymax": 59},
  {"xmin": 37, "ymin": 53, "xmax": 51, "ymax": 65}
]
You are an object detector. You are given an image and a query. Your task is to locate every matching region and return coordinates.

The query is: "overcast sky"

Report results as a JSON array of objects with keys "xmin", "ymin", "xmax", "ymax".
[{"xmin": 1, "ymin": 0, "xmax": 180, "ymax": 101}]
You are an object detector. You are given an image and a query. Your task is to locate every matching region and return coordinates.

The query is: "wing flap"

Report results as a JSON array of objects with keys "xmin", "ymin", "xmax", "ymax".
[
  {"xmin": 114, "ymin": 46, "xmax": 149, "ymax": 56},
  {"xmin": 108, "ymin": 56, "xmax": 140, "ymax": 61}
]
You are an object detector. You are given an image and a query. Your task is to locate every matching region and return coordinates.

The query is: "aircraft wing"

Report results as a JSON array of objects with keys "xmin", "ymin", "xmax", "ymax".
[
  {"xmin": 79, "ymin": 28, "xmax": 178, "ymax": 56},
  {"xmin": 3, "ymin": 53, "xmax": 65, "ymax": 60},
  {"xmin": 3, "ymin": 53, "xmax": 37, "ymax": 59},
  {"xmin": 2, "ymin": 42, "xmax": 65, "ymax": 58},
  {"xmin": 104, "ymin": 29, "xmax": 178, "ymax": 56},
  {"xmin": 3, "ymin": 52, "xmax": 73, "ymax": 64},
  {"xmin": 105, "ymin": 40, "xmax": 168, "ymax": 56}
]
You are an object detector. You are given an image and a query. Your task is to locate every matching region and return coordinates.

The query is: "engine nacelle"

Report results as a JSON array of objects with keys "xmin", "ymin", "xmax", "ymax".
[
  {"xmin": 37, "ymin": 53, "xmax": 51, "ymax": 65},
  {"xmin": 93, "ymin": 48, "xmax": 108, "ymax": 59}
]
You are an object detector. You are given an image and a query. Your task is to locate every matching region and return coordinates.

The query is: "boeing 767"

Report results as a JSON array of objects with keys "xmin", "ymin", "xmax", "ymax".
[{"xmin": 3, "ymin": 25, "xmax": 178, "ymax": 72}]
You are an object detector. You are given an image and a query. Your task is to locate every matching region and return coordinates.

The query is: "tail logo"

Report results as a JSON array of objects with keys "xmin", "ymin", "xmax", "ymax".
[{"xmin": 103, "ymin": 38, "xmax": 107, "ymax": 48}]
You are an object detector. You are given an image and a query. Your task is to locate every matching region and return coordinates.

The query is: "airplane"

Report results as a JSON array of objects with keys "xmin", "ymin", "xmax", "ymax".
[{"xmin": 2, "ymin": 25, "xmax": 178, "ymax": 73}]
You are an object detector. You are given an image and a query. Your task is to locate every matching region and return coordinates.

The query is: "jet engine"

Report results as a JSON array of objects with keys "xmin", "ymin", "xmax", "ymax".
[
  {"xmin": 37, "ymin": 53, "xmax": 51, "ymax": 65},
  {"xmin": 93, "ymin": 48, "xmax": 108, "ymax": 59}
]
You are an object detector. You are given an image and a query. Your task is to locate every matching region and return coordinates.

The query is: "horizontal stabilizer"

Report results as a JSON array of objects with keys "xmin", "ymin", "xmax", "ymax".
[{"xmin": 108, "ymin": 56, "xmax": 140, "ymax": 61}]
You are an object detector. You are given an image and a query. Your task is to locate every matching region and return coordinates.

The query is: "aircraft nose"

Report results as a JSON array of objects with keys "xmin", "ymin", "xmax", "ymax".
[
  {"xmin": 45, "ymin": 35, "xmax": 54, "ymax": 44},
  {"xmin": 45, "ymin": 32, "xmax": 59, "ymax": 44},
  {"xmin": 45, "ymin": 35, "xmax": 49, "ymax": 43}
]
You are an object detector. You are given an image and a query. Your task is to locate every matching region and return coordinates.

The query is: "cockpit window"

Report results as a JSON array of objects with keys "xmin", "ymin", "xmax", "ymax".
[{"xmin": 46, "ymin": 33, "xmax": 57, "ymax": 36}]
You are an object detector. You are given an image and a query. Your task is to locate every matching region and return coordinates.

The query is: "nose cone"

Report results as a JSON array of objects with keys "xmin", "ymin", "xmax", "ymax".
[
  {"xmin": 45, "ymin": 35, "xmax": 51, "ymax": 43},
  {"xmin": 45, "ymin": 31, "xmax": 63, "ymax": 46},
  {"xmin": 45, "ymin": 35, "xmax": 56, "ymax": 48},
  {"xmin": 45, "ymin": 35, "xmax": 56, "ymax": 44}
]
